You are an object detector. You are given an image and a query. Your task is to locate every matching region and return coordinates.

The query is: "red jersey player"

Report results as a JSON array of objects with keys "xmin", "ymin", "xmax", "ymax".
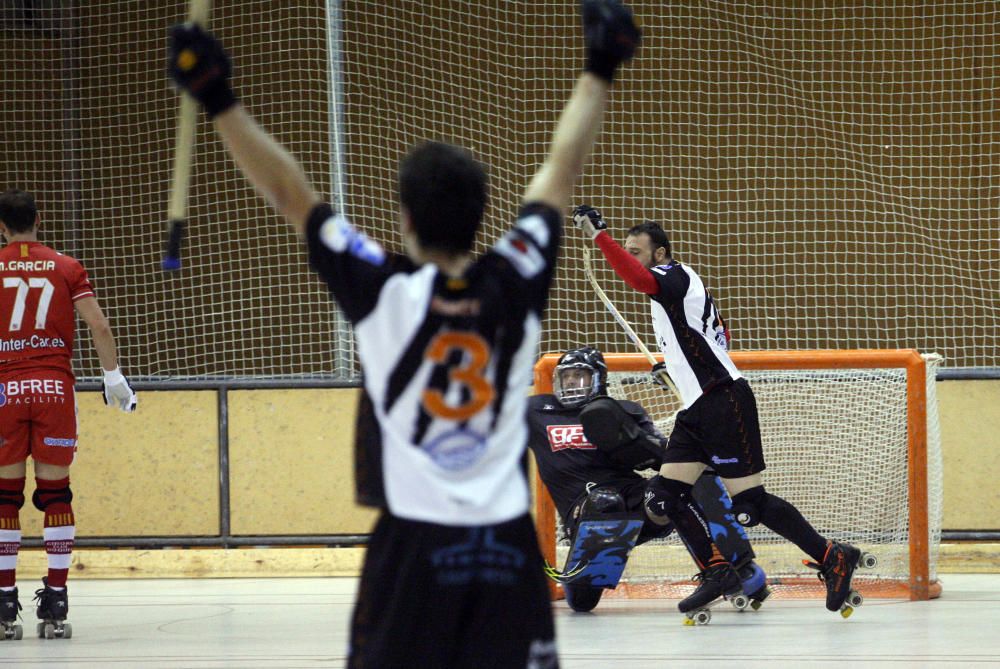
[{"xmin": 0, "ymin": 189, "xmax": 136, "ymax": 640}]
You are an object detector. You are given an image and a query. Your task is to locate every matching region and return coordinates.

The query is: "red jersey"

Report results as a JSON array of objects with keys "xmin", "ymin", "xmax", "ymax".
[{"xmin": 0, "ymin": 241, "xmax": 94, "ymax": 377}]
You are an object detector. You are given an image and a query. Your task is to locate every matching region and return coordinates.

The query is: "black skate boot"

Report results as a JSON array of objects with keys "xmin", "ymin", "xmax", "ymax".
[
  {"xmin": 0, "ymin": 587, "xmax": 23, "ymax": 640},
  {"xmin": 803, "ymin": 541, "xmax": 875, "ymax": 618},
  {"xmin": 679, "ymin": 561, "xmax": 742, "ymax": 625},
  {"xmin": 34, "ymin": 578, "xmax": 71, "ymax": 639}
]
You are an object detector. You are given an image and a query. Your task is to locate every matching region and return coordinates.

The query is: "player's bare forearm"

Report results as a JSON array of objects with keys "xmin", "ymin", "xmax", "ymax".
[
  {"xmin": 75, "ymin": 296, "xmax": 119, "ymax": 372},
  {"xmin": 213, "ymin": 105, "xmax": 320, "ymax": 235},
  {"xmin": 523, "ymin": 73, "xmax": 610, "ymax": 211}
]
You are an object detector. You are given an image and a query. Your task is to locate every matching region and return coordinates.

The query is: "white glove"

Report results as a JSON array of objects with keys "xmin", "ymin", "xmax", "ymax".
[
  {"xmin": 102, "ymin": 367, "xmax": 137, "ymax": 413},
  {"xmin": 572, "ymin": 204, "xmax": 608, "ymax": 239}
]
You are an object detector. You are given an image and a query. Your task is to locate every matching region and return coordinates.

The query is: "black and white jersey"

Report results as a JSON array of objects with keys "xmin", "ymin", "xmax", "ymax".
[
  {"xmin": 525, "ymin": 394, "xmax": 658, "ymax": 524},
  {"xmin": 306, "ymin": 202, "xmax": 561, "ymax": 526},
  {"xmin": 648, "ymin": 261, "xmax": 742, "ymax": 409}
]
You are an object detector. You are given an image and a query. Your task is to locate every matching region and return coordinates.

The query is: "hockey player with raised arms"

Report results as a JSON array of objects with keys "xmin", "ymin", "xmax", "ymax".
[{"xmin": 573, "ymin": 206, "xmax": 875, "ymax": 621}]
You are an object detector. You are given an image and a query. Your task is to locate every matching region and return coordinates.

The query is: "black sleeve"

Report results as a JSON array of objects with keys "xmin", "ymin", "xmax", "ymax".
[
  {"xmin": 304, "ymin": 203, "xmax": 404, "ymax": 324},
  {"xmin": 621, "ymin": 400, "xmax": 668, "ymax": 448},
  {"xmin": 486, "ymin": 202, "xmax": 562, "ymax": 314},
  {"xmin": 649, "ymin": 262, "xmax": 690, "ymax": 304}
]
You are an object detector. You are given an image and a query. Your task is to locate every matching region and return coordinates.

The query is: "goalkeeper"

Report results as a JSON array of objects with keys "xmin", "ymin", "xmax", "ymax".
[
  {"xmin": 574, "ymin": 206, "xmax": 869, "ymax": 619},
  {"xmin": 528, "ymin": 346, "xmax": 768, "ymax": 613}
]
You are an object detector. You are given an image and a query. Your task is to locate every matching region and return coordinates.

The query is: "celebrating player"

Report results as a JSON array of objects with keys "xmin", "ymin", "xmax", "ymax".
[
  {"xmin": 167, "ymin": 1, "xmax": 640, "ymax": 665},
  {"xmin": 574, "ymin": 206, "xmax": 872, "ymax": 620},
  {"xmin": 0, "ymin": 189, "xmax": 136, "ymax": 640},
  {"xmin": 528, "ymin": 346, "xmax": 768, "ymax": 613}
]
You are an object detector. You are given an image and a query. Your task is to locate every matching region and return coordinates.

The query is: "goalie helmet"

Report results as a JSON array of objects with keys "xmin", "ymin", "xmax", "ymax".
[{"xmin": 552, "ymin": 347, "xmax": 608, "ymax": 409}]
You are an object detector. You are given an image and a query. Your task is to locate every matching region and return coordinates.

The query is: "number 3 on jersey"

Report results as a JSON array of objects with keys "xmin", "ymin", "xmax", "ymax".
[{"xmin": 422, "ymin": 332, "xmax": 496, "ymax": 422}]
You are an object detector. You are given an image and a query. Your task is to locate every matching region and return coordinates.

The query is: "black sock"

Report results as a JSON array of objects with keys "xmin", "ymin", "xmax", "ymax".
[
  {"xmin": 735, "ymin": 486, "xmax": 828, "ymax": 562},
  {"xmin": 648, "ymin": 477, "xmax": 722, "ymax": 569}
]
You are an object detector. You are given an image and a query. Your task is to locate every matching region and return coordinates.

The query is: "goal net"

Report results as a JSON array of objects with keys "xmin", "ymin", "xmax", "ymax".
[{"xmin": 533, "ymin": 350, "xmax": 943, "ymax": 601}]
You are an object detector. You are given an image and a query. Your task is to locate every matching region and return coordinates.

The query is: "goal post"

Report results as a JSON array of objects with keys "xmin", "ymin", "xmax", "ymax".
[{"xmin": 532, "ymin": 350, "xmax": 943, "ymax": 601}]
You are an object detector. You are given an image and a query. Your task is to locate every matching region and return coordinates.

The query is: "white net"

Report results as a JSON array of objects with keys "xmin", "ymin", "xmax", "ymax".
[
  {"xmin": 550, "ymin": 353, "xmax": 943, "ymax": 599},
  {"xmin": 2, "ymin": 2, "xmax": 997, "ymax": 380}
]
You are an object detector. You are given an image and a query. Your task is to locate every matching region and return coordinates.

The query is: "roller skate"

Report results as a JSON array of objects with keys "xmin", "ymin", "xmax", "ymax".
[
  {"xmin": 0, "ymin": 588, "xmax": 22, "ymax": 640},
  {"xmin": 679, "ymin": 561, "xmax": 742, "ymax": 625},
  {"xmin": 731, "ymin": 561, "xmax": 771, "ymax": 612},
  {"xmin": 34, "ymin": 578, "xmax": 71, "ymax": 639},
  {"xmin": 803, "ymin": 541, "xmax": 878, "ymax": 619}
]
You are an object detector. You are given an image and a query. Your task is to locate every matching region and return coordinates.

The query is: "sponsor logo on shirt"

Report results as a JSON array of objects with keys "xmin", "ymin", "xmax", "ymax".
[
  {"xmin": 546, "ymin": 424, "xmax": 595, "ymax": 452},
  {"xmin": 319, "ymin": 214, "xmax": 386, "ymax": 265},
  {"xmin": 495, "ymin": 229, "xmax": 545, "ymax": 278},
  {"xmin": 0, "ymin": 378, "xmax": 67, "ymax": 406},
  {"xmin": 422, "ymin": 427, "xmax": 488, "ymax": 470},
  {"xmin": 0, "ymin": 335, "xmax": 66, "ymax": 353}
]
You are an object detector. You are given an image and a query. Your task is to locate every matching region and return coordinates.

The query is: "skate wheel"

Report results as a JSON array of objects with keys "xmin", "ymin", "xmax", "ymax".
[
  {"xmin": 60, "ymin": 623, "xmax": 72, "ymax": 639},
  {"xmin": 847, "ymin": 590, "xmax": 864, "ymax": 608},
  {"xmin": 684, "ymin": 609, "xmax": 712, "ymax": 625},
  {"xmin": 860, "ymin": 552, "xmax": 878, "ymax": 569},
  {"xmin": 731, "ymin": 594, "xmax": 750, "ymax": 611},
  {"xmin": 840, "ymin": 605, "xmax": 854, "ymax": 619},
  {"xmin": 43, "ymin": 623, "xmax": 55, "ymax": 639},
  {"xmin": 13, "ymin": 625, "xmax": 22, "ymax": 640}
]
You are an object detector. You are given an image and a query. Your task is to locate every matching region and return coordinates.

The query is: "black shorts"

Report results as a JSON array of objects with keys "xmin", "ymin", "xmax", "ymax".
[
  {"xmin": 662, "ymin": 378, "xmax": 766, "ymax": 479},
  {"xmin": 349, "ymin": 512, "xmax": 558, "ymax": 669}
]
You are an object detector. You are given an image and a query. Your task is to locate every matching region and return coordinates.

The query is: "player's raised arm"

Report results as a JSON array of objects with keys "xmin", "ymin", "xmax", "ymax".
[
  {"xmin": 574, "ymin": 205, "xmax": 660, "ymax": 294},
  {"xmin": 523, "ymin": 0, "xmax": 640, "ymax": 211},
  {"xmin": 166, "ymin": 24, "xmax": 319, "ymax": 235}
]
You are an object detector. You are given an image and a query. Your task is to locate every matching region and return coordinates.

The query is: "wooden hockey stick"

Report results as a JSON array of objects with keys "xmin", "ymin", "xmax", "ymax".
[
  {"xmin": 582, "ymin": 246, "xmax": 682, "ymax": 401},
  {"xmin": 162, "ymin": 0, "xmax": 212, "ymax": 271}
]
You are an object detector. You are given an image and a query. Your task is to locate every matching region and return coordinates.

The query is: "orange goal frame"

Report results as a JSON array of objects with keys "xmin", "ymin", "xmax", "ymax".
[{"xmin": 532, "ymin": 349, "xmax": 941, "ymax": 601}]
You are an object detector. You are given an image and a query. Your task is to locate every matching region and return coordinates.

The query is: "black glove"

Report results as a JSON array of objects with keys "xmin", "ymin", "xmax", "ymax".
[
  {"xmin": 650, "ymin": 362, "xmax": 672, "ymax": 390},
  {"xmin": 572, "ymin": 204, "xmax": 608, "ymax": 238},
  {"xmin": 581, "ymin": 0, "xmax": 641, "ymax": 82},
  {"xmin": 168, "ymin": 23, "xmax": 237, "ymax": 118}
]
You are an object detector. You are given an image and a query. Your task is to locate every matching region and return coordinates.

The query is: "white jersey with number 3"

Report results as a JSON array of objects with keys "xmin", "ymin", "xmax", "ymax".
[{"xmin": 305, "ymin": 202, "xmax": 561, "ymax": 526}]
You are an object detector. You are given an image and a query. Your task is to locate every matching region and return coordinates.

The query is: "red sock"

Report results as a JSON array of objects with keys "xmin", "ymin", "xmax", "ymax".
[
  {"xmin": 0, "ymin": 478, "xmax": 26, "ymax": 589},
  {"xmin": 37, "ymin": 477, "xmax": 74, "ymax": 589}
]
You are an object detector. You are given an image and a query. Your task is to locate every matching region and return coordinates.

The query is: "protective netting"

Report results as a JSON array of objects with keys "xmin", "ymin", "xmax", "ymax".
[
  {"xmin": 550, "ymin": 353, "xmax": 943, "ymax": 599},
  {"xmin": 1, "ymin": 2, "xmax": 997, "ymax": 380}
]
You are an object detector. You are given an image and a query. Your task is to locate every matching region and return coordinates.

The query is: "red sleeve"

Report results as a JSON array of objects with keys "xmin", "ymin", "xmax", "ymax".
[
  {"xmin": 594, "ymin": 231, "xmax": 659, "ymax": 295},
  {"xmin": 65, "ymin": 258, "xmax": 94, "ymax": 301}
]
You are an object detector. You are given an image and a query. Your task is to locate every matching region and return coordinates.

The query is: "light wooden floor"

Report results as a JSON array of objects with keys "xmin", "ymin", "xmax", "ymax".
[{"xmin": 1, "ymin": 574, "xmax": 998, "ymax": 667}]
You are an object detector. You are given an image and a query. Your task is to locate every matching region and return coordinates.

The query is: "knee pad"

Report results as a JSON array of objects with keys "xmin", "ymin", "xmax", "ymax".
[
  {"xmin": 643, "ymin": 476, "xmax": 692, "ymax": 526},
  {"xmin": 0, "ymin": 487, "xmax": 26, "ymax": 511},
  {"xmin": 32, "ymin": 483, "xmax": 73, "ymax": 512},
  {"xmin": 578, "ymin": 487, "xmax": 626, "ymax": 520},
  {"xmin": 731, "ymin": 486, "xmax": 769, "ymax": 527}
]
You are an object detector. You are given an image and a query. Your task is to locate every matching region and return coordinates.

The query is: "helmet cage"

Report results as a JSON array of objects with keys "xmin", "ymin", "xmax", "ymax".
[{"xmin": 553, "ymin": 361, "xmax": 601, "ymax": 408}]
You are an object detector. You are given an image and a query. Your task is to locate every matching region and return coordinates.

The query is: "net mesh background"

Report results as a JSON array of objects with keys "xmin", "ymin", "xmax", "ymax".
[{"xmin": 1, "ymin": 1, "xmax": 996, "ymax": 379}]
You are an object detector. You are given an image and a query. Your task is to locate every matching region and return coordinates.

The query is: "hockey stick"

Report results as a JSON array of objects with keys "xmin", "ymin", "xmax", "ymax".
[
  {"xmin": 582, "ymin": 246, "xmax": 682, "ymax": 402},
  {"xmin": 162, "ymin": 0, "xmax": 212, "ymax": 271}
]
